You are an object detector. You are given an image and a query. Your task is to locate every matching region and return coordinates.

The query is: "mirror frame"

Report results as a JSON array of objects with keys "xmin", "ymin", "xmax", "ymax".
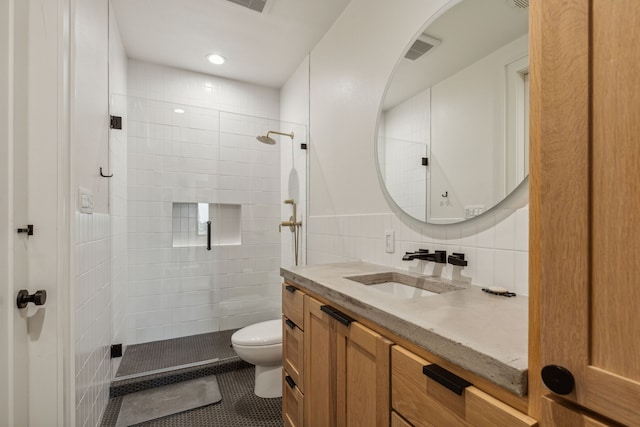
[{"xmin": 374, "ymin": 0, "xmax": 529, "ymax": 233}]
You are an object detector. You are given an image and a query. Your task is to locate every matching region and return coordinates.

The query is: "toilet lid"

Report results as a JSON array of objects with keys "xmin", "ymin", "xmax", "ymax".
[{"xmin": 231, "ymin": 319, "xmax": 282, "ymax": 346}]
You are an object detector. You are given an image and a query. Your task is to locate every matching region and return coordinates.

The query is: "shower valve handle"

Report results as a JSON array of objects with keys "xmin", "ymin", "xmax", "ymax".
[{"xmin": 279, "ymin": 218, "xmax": 296, "ymax": 232}]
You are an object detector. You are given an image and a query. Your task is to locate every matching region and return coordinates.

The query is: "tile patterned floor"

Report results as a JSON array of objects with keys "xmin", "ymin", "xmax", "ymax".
[
  {"xmin": 101, "ymin": 367, "xmax": 283, "ymax": 427},
  {"xmin": 116, "ymin": 329, "xmax": 239, "ymax": 377}
]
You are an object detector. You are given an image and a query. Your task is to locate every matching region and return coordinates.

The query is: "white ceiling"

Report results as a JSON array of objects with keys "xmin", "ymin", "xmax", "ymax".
[{"xmin": 111, "ymin": 0, "xmax": 351, "ymax": 88}]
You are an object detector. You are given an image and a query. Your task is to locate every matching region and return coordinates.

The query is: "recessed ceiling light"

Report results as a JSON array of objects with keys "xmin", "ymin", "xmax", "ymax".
[
  {"xmin": 174, "ymin": 108, "xmax": 185, "ymax": 114},
  {"xmin": 206, "ymin": 54, "xmax": 226, "ymax": 65}
]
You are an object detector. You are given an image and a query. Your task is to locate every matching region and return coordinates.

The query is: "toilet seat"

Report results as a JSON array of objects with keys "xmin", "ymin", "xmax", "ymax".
[{"xmin": 231, "ymin": 319, "xmax": 282, "ymax": 346}]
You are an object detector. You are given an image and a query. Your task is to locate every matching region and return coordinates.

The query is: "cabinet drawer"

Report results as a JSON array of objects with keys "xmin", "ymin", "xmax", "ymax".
[
  {"xmin": 282, "ymin": 282, "xmax": 305, "ymax": 329},
  {"xmin": 283, "ymin": 371, "xmax": 304, "ymax": 427},
  {"xmin": 391, "ymin": 346, "xmax": 537, "ymax": 427},
  {"xmin": 283, "ymin": 315, "xmax": 304, "ymax": 392},
  {"xmin": 392, "ymin": 411, "xmax": 415, "ymax": 427}
]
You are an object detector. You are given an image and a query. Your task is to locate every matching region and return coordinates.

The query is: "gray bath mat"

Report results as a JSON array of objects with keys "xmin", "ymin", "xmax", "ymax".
[{"xmin": 115, "ymin": 376, "xmax": 222, "ymax": 426}]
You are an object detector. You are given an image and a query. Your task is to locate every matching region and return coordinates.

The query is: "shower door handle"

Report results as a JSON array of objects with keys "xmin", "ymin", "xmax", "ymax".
[{"xmin": 206, "ymin": 221, "xmax": 212, "ymax": 250}]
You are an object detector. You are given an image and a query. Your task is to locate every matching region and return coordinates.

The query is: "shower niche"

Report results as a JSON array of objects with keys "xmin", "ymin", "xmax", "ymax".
[{"xmin": 172, "ymin": 202, "xmax": 242, "ymax": 247}]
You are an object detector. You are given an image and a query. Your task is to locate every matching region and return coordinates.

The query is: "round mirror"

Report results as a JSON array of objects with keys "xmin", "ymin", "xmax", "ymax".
[{"xmin": 376, "ymin": 0, "xmax": 529, "ymax": 224}]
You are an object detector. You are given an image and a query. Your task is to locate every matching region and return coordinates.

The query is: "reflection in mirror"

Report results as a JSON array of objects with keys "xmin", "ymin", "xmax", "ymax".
[{"xmin": 377, "ymin": 0, "xmax": 529, "ymax": 224}]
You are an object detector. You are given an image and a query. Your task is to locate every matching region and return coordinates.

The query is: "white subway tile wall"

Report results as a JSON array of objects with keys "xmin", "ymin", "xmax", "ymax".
[
  {"xmin": 125, "ymin": 61, "xmax": 287, "ymax": 344},
  {"xmin": 306, "ymin": 206, "xmax": 529, "ymax": 295},
  {"xmin": 380, "ymin": 89, "xmax": 430, "ymax": 221},
  {"xmin": 75, "ymin": 212, "xmax": 112, "ymax": 427}
]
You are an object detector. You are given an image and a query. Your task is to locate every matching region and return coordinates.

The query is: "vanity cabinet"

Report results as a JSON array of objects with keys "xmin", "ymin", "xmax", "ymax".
[
  {"xmin": 392, "ymin": 346, "xmax": 537, "ymax": 427},
  {"xmin": 530, "ymin": 0, "xmax": 640, "ymax": 425},
  {"xmin": 282, "ymin": 281, "xmax": 537, "ymax": 426},
  {"xmin": 282, "ymin": 283, "xmax": 306, "ymax": 427},
  {"xmin": 304, "ymin": 295, "xmax": 393, "ymax": 427}
]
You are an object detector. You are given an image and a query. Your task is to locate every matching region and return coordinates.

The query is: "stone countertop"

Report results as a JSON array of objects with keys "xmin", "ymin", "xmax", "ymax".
[{"xmin": 280, "ymin": 261, "xmax": 528, "ymax": 397}]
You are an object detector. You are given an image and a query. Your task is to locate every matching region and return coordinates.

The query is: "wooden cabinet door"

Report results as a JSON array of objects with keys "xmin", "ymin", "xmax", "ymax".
[
  {"xmin": 542, "ymin": 397, "xmax": 616, "ymax": 427},
  {"xmin": 336, "ymin": 321, "xmax": 392, "ymax": 427},
  {"xmin": 531, "ymin": 0, "xmax": 640, "ymax": 425},
  {"xmin": 304, "ymin": 296, "xmax": 337, "ymax": 427}
]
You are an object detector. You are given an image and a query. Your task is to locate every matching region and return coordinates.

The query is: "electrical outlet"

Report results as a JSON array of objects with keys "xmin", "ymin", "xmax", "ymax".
[
  {"xmin": 385, "ymin": 230, "xmax": 395, "ymax": 253},
  {"xmin": 464, "ymin": 205, "xmax": 485, "ymax": 218}
]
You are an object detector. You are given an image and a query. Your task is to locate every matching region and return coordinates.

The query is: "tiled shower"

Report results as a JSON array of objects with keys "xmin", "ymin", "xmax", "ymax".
[
  {"xmin": 123, "ymin": 97, "xmax": 292, "ymax": 345},
  {"xmin": 110, "ymin": 61, "xmax": 307, "ymax": 360}
]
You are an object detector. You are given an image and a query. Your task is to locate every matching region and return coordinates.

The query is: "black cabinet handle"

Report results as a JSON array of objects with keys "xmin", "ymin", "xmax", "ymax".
[
  {"xmin": 285, "ymin": 319, "xmax": 296, "ymax": 329},
  {"xmin": 320, "ymin": 305, "xmax": 354, "ymax": 326},
  {"xmin": 423, "ymin": 364, "xmax": 472, "ymax": 396},
  {"xmin": 285, "ymin": 285, "xmax": 297, "ymax": 293},
  {"xmin": 206, "ymin": 221, "xmax": 212, "ymax": 250},
  {"xmin": 285, "ymin": 375, "xmax": 296, "ymax": 389},
  {"xmin": 541, "ymin": 365, "xmax": 575, "ymax": 395}
]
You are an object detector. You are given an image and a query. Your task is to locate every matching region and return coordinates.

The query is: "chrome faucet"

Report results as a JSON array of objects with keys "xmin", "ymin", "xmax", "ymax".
[{"xmin": 402, "ymin": 249, "xmax": 447, "ymax": 263}]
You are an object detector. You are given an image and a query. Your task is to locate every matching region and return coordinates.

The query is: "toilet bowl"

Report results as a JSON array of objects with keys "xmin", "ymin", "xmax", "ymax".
[{"xmin": 231, "ymin": 319, "xmax": 282, "ymax": 398}]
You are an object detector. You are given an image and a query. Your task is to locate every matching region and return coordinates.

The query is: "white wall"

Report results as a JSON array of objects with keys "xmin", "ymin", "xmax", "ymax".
[
  {"xmin": 279, "ymin": 56, "xmax": 310, "ymax": 268},
  {"xmin": 124, "ymin": 61, "xmax": 283, "ymax": 344},
  {"xmin": 381, "ymin": 89, "xmax": 430, "ymax": 221},
  {"xmin": 73, "ymin": 0, "xmax": 129, "ymax": 424},
  {"xmin": 308, "ymin": 0, "xmax": 450, "ymax": 216},
  {"xmin": 292, "ymin": 0, "xmax": 530, "ymax": 294},
  {"xmin": 127, "ymin": 60, "xmax": 280, "ymax": 117},
  {"xmin": 430, "ymin": 35, "xmax": 528, "ymax": 221},
  {"xmin": 73, "ymin": 0, "xmax": 110, "ymax": 214},
  {"xmin": 74, "ymin": 213, "xmax": 112, "ymax": 427}
]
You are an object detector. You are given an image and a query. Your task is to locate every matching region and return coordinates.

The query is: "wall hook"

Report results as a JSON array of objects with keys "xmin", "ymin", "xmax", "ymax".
[
  {"xmin": 100, "ymin": 167, "xmax": 113, "ymax": 178},
  {"xmin": 441, "ymin": 191, "xmax": 448, "ymax": 198}
]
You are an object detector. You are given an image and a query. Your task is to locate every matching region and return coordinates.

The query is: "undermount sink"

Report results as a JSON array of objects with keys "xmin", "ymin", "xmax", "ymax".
[{"xmin": 345, "ymin": 271, "xmax": 464, "ymax": 298}]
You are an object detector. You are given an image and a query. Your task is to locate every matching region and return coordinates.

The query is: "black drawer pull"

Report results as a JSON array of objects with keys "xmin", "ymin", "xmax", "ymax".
[
  {"xmin": 423, "ymin": 364, "xmax": 472, "ymax": 396},
  {"xmin": 285, "ymin": 319, "xmax": 297, "ymax": 329},
  {"xmin": 320, "ymin": 305, "xmax": 354, "ymax": 326},
  {"xmin": 285, "ymin": 375, "xmax": 296, "ymax": 389},
  {"xmin": 285, "ymin": 285, "xmax": 297, "ymax": 293}
]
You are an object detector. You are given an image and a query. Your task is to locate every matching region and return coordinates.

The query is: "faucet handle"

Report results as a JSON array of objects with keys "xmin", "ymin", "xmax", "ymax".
[{"xmin": 448, "ymin": 252, "xmax": 468, "ymax": 267}]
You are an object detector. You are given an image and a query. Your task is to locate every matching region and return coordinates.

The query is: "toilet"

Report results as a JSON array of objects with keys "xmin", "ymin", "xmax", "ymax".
[{"xmin": 231, "ymin": 319, "xmax": 283, "ymax": 398}]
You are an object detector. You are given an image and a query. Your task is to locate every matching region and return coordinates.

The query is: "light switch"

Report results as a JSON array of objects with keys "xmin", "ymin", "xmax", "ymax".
[{"xmin": 79, "ymin": 187, "xmax": 93, "ymax": 214}]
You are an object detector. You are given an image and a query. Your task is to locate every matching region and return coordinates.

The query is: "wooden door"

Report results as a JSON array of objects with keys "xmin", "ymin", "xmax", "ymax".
[
  {"xmin": 336, "ymin": 321, "xmax": 392, "ymax": 427},
  {"xmin": 304, "ymin": 296, "xmax": 336, "ymax": 427},
  {"xmin": 530, "ymin": 0, "xmax": 640, "ymax": 425}
]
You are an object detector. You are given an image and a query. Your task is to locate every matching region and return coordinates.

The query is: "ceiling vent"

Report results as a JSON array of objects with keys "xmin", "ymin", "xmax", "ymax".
[
  {"xmin": 404, "ymin": 34, "xmax": 441, "ymax": 61},
  {"xmin": 226, "ymin": 0, "xmax": 268, "ymax": 13},
  {"xmin": 510, "ymin": 0, "xmax": 529, "ymax": 8}
]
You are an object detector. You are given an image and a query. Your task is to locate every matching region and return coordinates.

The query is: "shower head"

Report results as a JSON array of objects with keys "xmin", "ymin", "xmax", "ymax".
[
  {"xmin": 256, "ymin": 130, "xmax": 294, "ymax": 145},
  {"xmin": 257, "ymin": 135, "xmax": 276, "ymax": 145}
]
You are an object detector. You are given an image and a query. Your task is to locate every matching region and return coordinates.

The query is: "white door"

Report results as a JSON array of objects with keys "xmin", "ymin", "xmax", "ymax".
[{"xmin": 1, "ymin": 0, "xmax": 72, "ymax": 426}]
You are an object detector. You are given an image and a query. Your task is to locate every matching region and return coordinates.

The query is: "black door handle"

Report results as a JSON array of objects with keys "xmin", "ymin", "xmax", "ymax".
[{"xmin": 16, "ymin": 289, "xmax": 47, "ymax": 309}]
